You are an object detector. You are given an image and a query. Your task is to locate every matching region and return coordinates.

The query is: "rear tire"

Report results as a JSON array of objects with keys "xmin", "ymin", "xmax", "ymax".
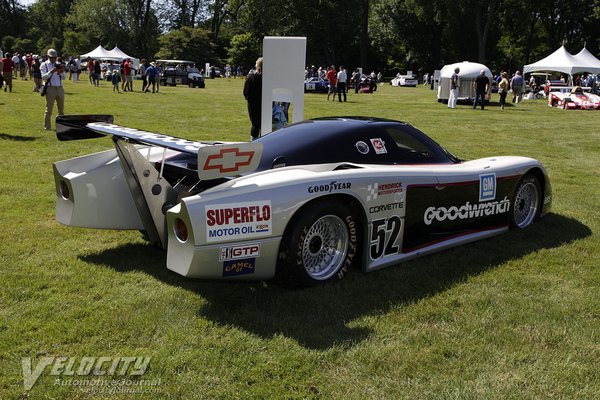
[
  {"xmin": 510, "ymin": 174, "xmax": 541, "ymax": 228},
  {"xmin": 277, "ymin": 200, "xmax": 360, "ymax": 287}
]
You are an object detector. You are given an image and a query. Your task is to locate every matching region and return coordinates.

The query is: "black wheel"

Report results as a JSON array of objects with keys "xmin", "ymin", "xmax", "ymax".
[
  {"xmin": 188, "ymin": 81, "xmax": 195, "ymax": 88},
  {"xmin": 511, "ymin": 174, "xmax": 541, "ymax": 228},
  {"xmin": 160, "ymin": 80, "xmax": 166, "ymax": 86},
  {"xmin": 278, "ymin": 200, "xmax": 360, "ymax": 287}
]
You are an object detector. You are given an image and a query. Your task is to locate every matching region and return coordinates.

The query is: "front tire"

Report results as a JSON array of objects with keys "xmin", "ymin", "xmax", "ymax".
[
  {"xmin": 511, "ymin": 174, "xmax": 541, "ymax": 228},
  {"xmin": 277, "ymin": 200, "xmax": 360, "ymax": 287}
]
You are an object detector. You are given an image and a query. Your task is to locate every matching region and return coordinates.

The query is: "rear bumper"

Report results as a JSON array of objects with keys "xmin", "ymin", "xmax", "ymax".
[{"xmin": 165, "ymin": 203, "xmax": 280, "ymax": 280}]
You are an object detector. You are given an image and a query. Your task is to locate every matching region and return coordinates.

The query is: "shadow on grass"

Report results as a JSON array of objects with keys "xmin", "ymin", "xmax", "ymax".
[
  {"xmin": 82, "ymin": 213, "xmax": 590, "ymax": 350},
  {"xmin": 0, "ymin": 132, "xmax": 38, "ymax": 141}
]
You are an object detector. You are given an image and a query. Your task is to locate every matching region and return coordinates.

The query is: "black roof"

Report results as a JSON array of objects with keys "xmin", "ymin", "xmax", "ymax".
[{"xmin": 255, "ymin": 117, "xmax": 456, "ymax": 169}]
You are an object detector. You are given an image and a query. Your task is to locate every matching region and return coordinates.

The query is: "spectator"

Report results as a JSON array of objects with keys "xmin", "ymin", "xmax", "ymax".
[
  {"xmin": 123, "ymin": 58, "xmax": 133, "ymax": 92},
  {"xmin": 32, "ymin": 56, "xmax": 42, "ymax": 92},
  {"xmin": 93, "ymin": 59, "xmax": 101, "ymax": 87},
  {"xmin": 472, "ymin": 70, "xmax": 489, "ymax": 110},
  {"xmin": 145, "ymin": 62, "xmax": 158, "ymax": 93},
  {"xmin": 498, "ymin": 71, "xmax": 509, "ymax": 111},
  {"xmin": 111, "ymin": 67, "xmax": 121, "ymax": 93},
  {"xmin": 351, "ymin": 69, "xmax": 361, "ymax": 93},
  {"xmin": 243, "ymin": 57, "xmax": 263, "ymax": 140},
  {"xmin": 448, "ymin": 67, "xmax": 460, "ymax": 109},
  {"xmin": 510, "ymin": 70, "xmax": 524, "ymax": 103},
  {"xmin": 87, "ymin": 58, "xmax": 94, "ymax": 85},
  {"xmin": 155, "ymin": 63, "xmax": 162, "ymax": 92},
  {"xmin": 325, "ymin": 65, "xmax": 337, "ymax": 101},
  {"xmin": 26, "ymin": 53, "xmax": 33, "ymax": 79},
  {"xmin": 336, "ymin": 65, "xmax": 347, "ymax": 102},
  {"xmin": 529, "ymin": 74, "xmax": 536, "ymax": 90},
  {"xmin": 40, "ymin": 48, "xmax": 66, "ymax": 131},
  {"xmin": 19, "ymin": 55, "xmax": 27, "ymax": 80},
  {"xmin": 12, "ymin": 53, "xmax": 19, "ymax": 78},
  {"xmin": 2, "ymin": 52, "xmax": 15, "ymax": 92},
  {"xmin": 139, "ymin": 59, "xmax": 148, "ymax": 92}
]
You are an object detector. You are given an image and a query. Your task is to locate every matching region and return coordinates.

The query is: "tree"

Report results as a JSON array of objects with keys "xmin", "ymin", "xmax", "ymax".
[
  {"xmin": 27, "ymin": 0, "xmax": 76, "ymax": 54},
  {"xmin": 66, "ymin": 0, "xmax": 130, "ymax": 54},
  {"xmin": 66, "ymin": 0, "xmax": 159, "ymax": 58},
  {"xmin": 0, "ymin": 0, "xmax": 26, "ymax": 44},
  {"xmin": 156, "ymin": 27, "xmax": 220, "ymax": 65},
  {"xmin": 227, "ymin": 32, "xmax": 260, "ymax": 68}
]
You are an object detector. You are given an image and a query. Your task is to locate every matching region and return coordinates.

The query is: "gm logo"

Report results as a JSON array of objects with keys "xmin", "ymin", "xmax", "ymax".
[{"xmin": 479, "ymin": 173, "xmax": 496, "ymax": 201}]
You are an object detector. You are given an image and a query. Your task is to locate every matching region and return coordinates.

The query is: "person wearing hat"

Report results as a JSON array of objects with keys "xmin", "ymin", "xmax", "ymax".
[
  {"xmin": 145, "ymin": 62, "xmax": 158, "ymax": 93},
  {"xmin": 40, "ymin": 48, "xmax": 66, "ymax": 130}
]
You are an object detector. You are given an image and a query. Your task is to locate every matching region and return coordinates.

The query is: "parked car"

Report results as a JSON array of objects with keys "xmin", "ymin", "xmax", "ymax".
[
  {"xmin": 390, "ymin": 74, "xmax": 418, "ymax": 87},
  {"xmin": 548, "ymin": 86, "xmax": 600, "ymax": 109},
  {"xmin": 304, "ymin": 77, "xmax": 329, "ymax": 93},
  {"xmin": 209, "ymin": 66, "xmax": 222, "ymax": 78},
  {"xmin": 53, "ymin": 115, "xmax": 552, "ymax": 287}
]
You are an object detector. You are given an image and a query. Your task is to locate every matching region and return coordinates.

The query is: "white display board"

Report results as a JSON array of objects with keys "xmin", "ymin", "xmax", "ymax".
[{"xmin": 261, "ymin": 37, "xmax": 306, "ymax": 135}]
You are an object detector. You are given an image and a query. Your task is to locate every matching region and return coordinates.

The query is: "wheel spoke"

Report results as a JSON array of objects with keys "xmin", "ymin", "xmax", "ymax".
[
  {"xmin": 513, "ymin": 180, "xmax": 539, "ymax": 228},
  {"xmin": 302, "ymin": 215, "xmax": 348, "ymax": 280}
]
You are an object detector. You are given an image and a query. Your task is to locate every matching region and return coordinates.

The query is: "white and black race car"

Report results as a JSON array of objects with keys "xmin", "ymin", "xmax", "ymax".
[{"xmin": 53, "ymin": 116, "xmax": 552, "ymax": 286}]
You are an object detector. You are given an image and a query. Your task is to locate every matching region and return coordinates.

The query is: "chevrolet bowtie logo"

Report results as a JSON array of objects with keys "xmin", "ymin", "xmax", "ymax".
[{"xmin": 203, "ymin": 147, "xmax": 255, "ymax": 173}]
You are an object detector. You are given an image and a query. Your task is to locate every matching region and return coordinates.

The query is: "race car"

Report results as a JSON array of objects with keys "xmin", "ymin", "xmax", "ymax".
[
  {"xmin": 304, "ymin": 77, "xmax": 329, "ymax": 93},
  {"xmin": 548, "ymin": 86, "xmax": 600, "ymax": 109},
  {"xmin": 53, "ymin": 116, "xmax": 552, "ymax": 286}
]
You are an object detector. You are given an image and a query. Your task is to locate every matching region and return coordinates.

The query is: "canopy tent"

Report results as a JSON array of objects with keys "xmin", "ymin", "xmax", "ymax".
[
  {"xmin": 524, "ymin": 45, "xmax": 600, "ymax": 75},
  {"xmin": 106, "ymin": 46, "xmax": 139, "ymax": 69},
  {"xmin": 79, "ymin": 45, "xmax": 139, "ymax": 69},
  {"xmin": 524, "ymin": 46, "xmax": 579, "ymax": 75},
  {"xmin": 79, "ymin": 45, "xmax": 119, "ymax": 61},
  {"xmin": 573, "ymin": 47, "xmax": 600, "ymax": 73}
]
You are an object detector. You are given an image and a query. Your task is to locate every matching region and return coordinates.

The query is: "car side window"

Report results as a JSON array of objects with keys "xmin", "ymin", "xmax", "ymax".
[{"xmin": 384, "ymin": 127, "xmax": 436, "ymax": 163}]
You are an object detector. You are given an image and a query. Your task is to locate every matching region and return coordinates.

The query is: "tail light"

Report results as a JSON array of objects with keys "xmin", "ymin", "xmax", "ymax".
[{"xmin": 173, "ymin": 218, "xmax": 188, "ymax": 242}]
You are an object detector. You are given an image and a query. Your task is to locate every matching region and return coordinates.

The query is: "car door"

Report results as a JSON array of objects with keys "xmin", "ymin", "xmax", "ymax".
[{"xmin": 402, "ymin": 165, "xmax": 513, "ymax": 252}]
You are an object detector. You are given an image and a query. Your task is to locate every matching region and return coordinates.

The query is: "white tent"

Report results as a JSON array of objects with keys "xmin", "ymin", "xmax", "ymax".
[
  {"xmin": 79, "ymin": 45, "xmax": 139, "ymax": 69},
  {"xmin": 437, "ymin": 61, "xmax": 493, "ymax": 102},
  {"xmin": 572, "ymin": 47, "xmax": 600, "ymax": 74},
  {"xmin": 524, "ymin": 45, "xmax": 600, "ymax": 75},
  {"xmin": 107, "ymin": 46, "xmax": 139, "ymax": 69},
  {"xmin": 79, "ymin": 45, "xmax": 119, "ymax": 61}
]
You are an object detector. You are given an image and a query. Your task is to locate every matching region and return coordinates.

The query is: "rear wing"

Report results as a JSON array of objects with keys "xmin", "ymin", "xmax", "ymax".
[{"xmin": 56, "ymin": 115, "xmax": 263, "ymax": 179}]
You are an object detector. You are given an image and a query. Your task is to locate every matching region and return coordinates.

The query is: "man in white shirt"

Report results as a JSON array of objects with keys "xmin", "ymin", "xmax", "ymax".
[
  {"xmin": 336, "ymin": 65, "xmax": 347, "ymax": 102},
  {"xmin": 12, "ymin": 53, "xmax": 20, "ymax": 78},
  {"xmin": 40, "ymin": 48, "xmax": 66, "ymax": 131}
]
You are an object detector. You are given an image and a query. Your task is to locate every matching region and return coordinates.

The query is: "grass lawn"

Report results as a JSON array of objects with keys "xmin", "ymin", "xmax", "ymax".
[{"xmin": 0, "ymin": 75, "xmax": 599, "ymax": 399}]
